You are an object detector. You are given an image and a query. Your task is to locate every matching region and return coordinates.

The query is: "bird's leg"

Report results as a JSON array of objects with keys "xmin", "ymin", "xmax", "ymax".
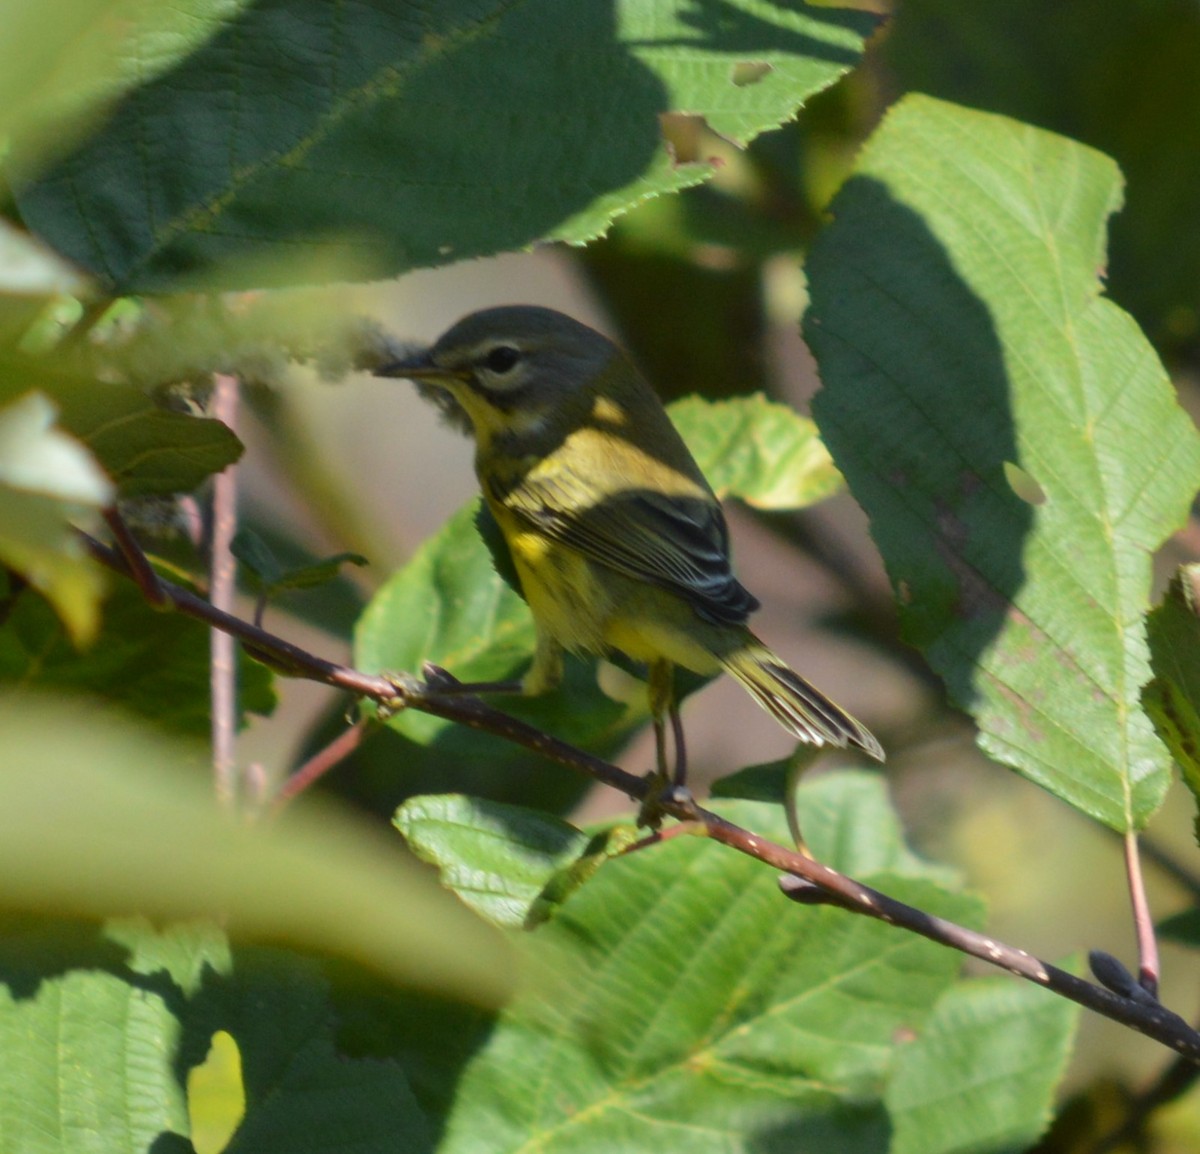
[
  {"xmin": 648, "ymin": 659, "xmax": 687, "ymax": 786},
  {"xmin": 669, "ymin": 700, "xmax": 688, "ymax": 787}
]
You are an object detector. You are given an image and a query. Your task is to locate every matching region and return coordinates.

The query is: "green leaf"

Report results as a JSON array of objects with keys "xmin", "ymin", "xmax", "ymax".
[
  {"xmin": 886, "ymin": 976, "xmax": 1079, "ymax": 1154},
  {"xmin": 53, "ymin": 381, "xmax": 243, "ymax": 498},
  {"xmin": 0, "ymin": 578, "xmax": 275, "ymax": 737},
  {"xmin": 0, "ymin": 916, "xmax": 432, "ymax": 1154},
  {"xmin": 14, "ymin": 0, "xmax": 872, "ymax": 292},
  {"xmin": 709, "ymin": 756, "xmax": 793, "ymax": 803},
  {"xmin": 187, "ymin": 1030, "xmax": 245, "ymax": 1154},
  {"xmin": 0, "ymin": 952, "xmax": 192, "ymax": 1152},
  {"xmin": 400, "ymin": 774, "xmax": 957, "ymax": 934},
  {"xmin": 1144, "ymin": 568, "xmax": 1200, "ymax": 808},
  {"xmin": 230, "ymin": 527, "xmax": 285, "ymax": 586},
  {"xmin": 0, "ymin": 350, "xmax": 244, "ymax": 497},
  {"xmin": 669, "ymin": 393, "xmax": 842, "ymax": 509},
  {"xmin": 270, "ymin": 552, "xmax": 369, "ymax": 594},
  {"xmin": 1158, "ymin": 908, "xmax": 1200, "ymax": 948},
  {"xmin": 0, "ymin": 697, "xmax": 514, "ymax": 1003},
  {"xmin": 0, "ymin": 390, "xmax": 110, "ymax": 643},
  {"xmin": 394, "ymin": 795, "xmax": 593, "ymax": 929},
  {"xmin": 806, "ymin": 94, "xmax": 1200, "ymax": 830},
  {"xmin": 354, "ymin": 499, "xmax": 649, "ymax": 808},
  {"xmin": 432, "ymin": 785, "xmax": 982, "ymax": 1153}
]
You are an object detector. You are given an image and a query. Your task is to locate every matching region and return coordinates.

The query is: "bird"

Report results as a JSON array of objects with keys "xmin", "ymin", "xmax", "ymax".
[{"xmin": 375, "ymin": 305, "xmax": 883, "ymax": 787}]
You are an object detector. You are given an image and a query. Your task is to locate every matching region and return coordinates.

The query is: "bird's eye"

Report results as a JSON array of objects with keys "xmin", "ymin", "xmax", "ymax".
[{"xmin": 484, "ymin": 345, "xmax": 520, "ymax": 374}]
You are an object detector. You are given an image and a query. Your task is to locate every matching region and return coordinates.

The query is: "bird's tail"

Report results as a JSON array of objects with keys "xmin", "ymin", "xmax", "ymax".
[{"xmin": 720, "ymin": 641, "xmax": 884, "ymax": 762}]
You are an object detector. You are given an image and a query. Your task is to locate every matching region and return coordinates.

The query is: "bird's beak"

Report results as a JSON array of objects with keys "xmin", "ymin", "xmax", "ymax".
[{"xmin": 374, "ymin": 350, "xmax": 466, "ymax": 383}]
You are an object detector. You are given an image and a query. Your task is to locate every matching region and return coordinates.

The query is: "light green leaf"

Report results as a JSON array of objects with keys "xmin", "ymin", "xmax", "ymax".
[
  {"xmin": 0, "ymin": 959, "xmax": 191, "ymax": 1152},
  {"xmin": 434, "ymin": 785, "xmax": 982, "ymax": 1153},
  {"xmin": 886, "ymin": 977, "xmax": 1079, "ymax": 1154},
  {"xmin": 670, "ymin": 393, "xmax": 842, "ymax": 509},
  {"xmin": 394, "ymin": 795, "xmax": 591, "ymax": 930},
  {"xmin": 187, "ymin": 1030, "xmax": 245, "ymax": 1154},
  {"xmin": 0, "ymin": 696, "xmax": 513, "ymax": 1004},
  {"xmin": 807, "ymin": 94, "xmax": 1200, "ymax": 830},
  {"xmin": 0, "ymin": 390, "xmax": 111, "ymax": 503},
  {"xmin": 14, "ymin": 0, "xmax": 872, "ymax": 292},
  {"xmin": 0, "ymin": 391, "xmax": 110, "ymax": 642}
]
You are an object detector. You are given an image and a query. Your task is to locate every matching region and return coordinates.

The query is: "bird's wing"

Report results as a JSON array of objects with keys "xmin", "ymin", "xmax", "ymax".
[{"xmin": 501, "ymin": 470, "xmax": 759, "ymax": 626}]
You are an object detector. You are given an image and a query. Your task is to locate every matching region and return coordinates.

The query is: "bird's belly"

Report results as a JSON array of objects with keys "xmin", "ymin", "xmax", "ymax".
[
  {"xmin": 507, "ymin": 526, "xmax": 721, "ymax": 676},
  {"xmin": 507, "ymin": 529, "xmax": 610, "ymax": 654}
]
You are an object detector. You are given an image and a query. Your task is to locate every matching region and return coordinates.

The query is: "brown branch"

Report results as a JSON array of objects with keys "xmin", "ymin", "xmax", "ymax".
[
  {"xmin": 103, "ymin": 508, "xmax": 167, "ymax": 606},
  {"xmin": 78, "ymin": 528, "xmax": 1200, "ymax": 1064}
]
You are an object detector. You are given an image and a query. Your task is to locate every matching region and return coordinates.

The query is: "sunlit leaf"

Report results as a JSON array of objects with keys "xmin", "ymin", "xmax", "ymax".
[
  {"xmin": 0, "ymin": 391, "xmax": 110, "ymax": 642},
  {"xmin": 807, "ymin": 94, "xmax": 1200, "ymax": 830},
  {"xmin": 670, "ymin": 393, "xmax": 842, "ymax": 509},
  {"xmin": 886, "ymin": 976, "xmax": 1079, "ymax": 1154}
]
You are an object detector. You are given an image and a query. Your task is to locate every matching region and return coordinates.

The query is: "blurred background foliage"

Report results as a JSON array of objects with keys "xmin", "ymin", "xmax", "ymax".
[{"xmin": 3, "ymin": 0, "xmax": 1200, "ymax": 1150}]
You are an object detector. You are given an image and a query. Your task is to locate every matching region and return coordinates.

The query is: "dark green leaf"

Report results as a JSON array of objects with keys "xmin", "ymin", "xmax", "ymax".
[
  {"xmin": 885, "ymin": 0, "xmax": 1200, "ymax": 353},
  {"xmin": 270, "ymin": 551, "xmax": 369, "ymax": 593},
  {"xmin": 1157, "ymin": 908, "xmax": 1200, "ymax": 948},
  {"xmin": 1, "ymin": 350, "xmax": 243, "ymax": 497},
  {"xmin": 230, "ymin": 527, "xmax": 284, "ymax": 587},
  {"xmin": 1144, "ymin": 567, "xmax": 1200, "ymax": 811},
  {"xmin": 807, "ymin": 95, "xmax": 1200, "ymax": 830},
  {"xmin": 14, "ymin": 0, "xmax": 872, "ymax": 292},
  {"xmin": 0, "ymin": 578, "xmax": 274, "ymax": 737}
]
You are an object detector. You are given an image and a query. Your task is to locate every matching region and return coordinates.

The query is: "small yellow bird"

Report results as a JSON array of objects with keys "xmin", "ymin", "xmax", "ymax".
[{"xmin": 377, "ymin": 306, "xmax": 883, "ymax": 782}]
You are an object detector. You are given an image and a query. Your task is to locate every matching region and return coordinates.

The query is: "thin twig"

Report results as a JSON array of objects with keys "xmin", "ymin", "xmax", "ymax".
[
  {"xmin": 76, "ymin": 528, "xmax": 1200, "ymax": 1064},
  {"xmin": 1125, "ymin": 831, "xmax": 1160, "ymax": 998},
  {"xmin": 209, "ymin": 373, "xmax": 240, "ymax": 809},
  {"xmin": 270, "ymin": 719, "xmax": 369, "ymax": 815},
  {"xmin": 102, "ymin": 509, "xmax": 167, "ymax": 606}
]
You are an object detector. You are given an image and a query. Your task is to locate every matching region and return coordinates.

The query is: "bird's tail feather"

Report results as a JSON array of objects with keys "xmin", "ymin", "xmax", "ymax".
[{"xmin": 721, "ymin": 643, "xmax": 884, "ymax": 762}]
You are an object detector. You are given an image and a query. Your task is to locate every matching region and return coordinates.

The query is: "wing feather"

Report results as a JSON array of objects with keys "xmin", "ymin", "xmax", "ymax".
[{"xmin": 501, "ymin": 469, "xmax": 758, "ymax": 626}]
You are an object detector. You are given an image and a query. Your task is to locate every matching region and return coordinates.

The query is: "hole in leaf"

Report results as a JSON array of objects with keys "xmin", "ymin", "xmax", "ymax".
[
  {"xmin": 187, "ymin": 1030, "xmax": 245, "ymax": 1154},
  {"xmin": 1003, "ymin": 461, "xmax": 1047, "ymax": 506},
  {"xmin": 659, "ymin": 112, "xmax": 709, "ymax": 165},
  {"xmin": 731, "ymin": 61, "xmax": 772, "ymax": 87}
]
